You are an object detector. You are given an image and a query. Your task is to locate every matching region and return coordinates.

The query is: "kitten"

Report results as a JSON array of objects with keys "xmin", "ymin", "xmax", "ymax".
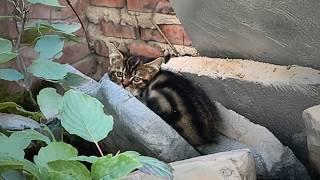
[{"xmin": 108, "ymin": 51, "xmax": 217, "ymax": 146}]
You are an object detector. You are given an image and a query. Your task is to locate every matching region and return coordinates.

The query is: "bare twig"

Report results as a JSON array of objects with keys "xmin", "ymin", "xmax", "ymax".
[
  {"xmin": 64, "ymin": 0, "xmax": 95, "ymax": 54},
  {"xmin": 151, "ymin": 22, "xmax": 181, "ymax": 56}
]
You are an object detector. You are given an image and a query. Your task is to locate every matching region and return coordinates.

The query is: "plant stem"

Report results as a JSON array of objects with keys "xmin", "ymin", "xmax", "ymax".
[
  {"xmin": 94, "ymin": 141, "xmax": 104, "ymax": 157},
  {"xmin": 42, "ymin": 124, "xmax": 57, "ymax": 142},
  {"xmin": 64, "ymin": 0, "xmax": 95, "ymax": 53}
]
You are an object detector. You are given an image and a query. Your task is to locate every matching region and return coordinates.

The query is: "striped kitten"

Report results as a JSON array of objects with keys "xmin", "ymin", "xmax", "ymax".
[{"xmin": 108, "ymin": 51, "xmax": 217, "ymax": 146}]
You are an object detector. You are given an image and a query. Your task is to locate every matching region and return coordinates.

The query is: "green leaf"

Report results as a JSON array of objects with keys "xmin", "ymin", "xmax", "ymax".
[
  {"xmin": 22, "ymin": 26, "xmax": 52, "ymax": 44},
  {"xmin": 0, "ymin": 16, "xmax": 14, "ymax": 20},
  {"xmin": 91, "ymin": 154, "xmax": 143, "ymax": 180},
  {"xmin": 0, "ymin": 53, "xmax": 17, "ymax": 64},
  {"xmin": 60, "ymin": 90, "xmax": 113, "ymax": 143},
  {"xmin": 0, "ymin": 69, "xmax": 23, "ymax": 81},
  {"xmin": 34, "ymin": 142, "xmax": 78, "ymax": 169},
  {"xmin": 47, "ymin": 160, "xmax": 91, "ymax": 180},
  {"xmin": 0, "ymin": 38, "xmax": 13, "ymax": 53},
  {"xmin": 37, "ymin": 88, "xmax": 63, "ymax": 119},
  {"xmin": 0, "ymin": 156, "xmax": 41, "ymax": 180},
  {"xmin": 137, "ymin": 156, "xmax": 174, "ymax": 180},
  {"xmin": 0, "ymin": 102, "xmax": 44, "ymax": 122},
  {"xmin": 50, "ymin": 23, "xmax": 81, "ymax": 34},
  {"xmin": 27, "ymin": 0, "xmax": 65, "ymax": 7},
  {"xmin": 59, "ymin": 72, "xmax": 90, "ymax": 88},
  {"xmin": 68, "ymin": 156, "xmax": 99, "ymax": 164},
  {"xmin": 35, "ymin": 35, "xmax": 64, "ymax": 60},
  {"xmin": 0, "ymin": 130, "xmax": 51, "ymax": 160},
  {"xmin": 27, "ymin": 60, "xmax": 69, "ymax": 80},
  {"xmin": 10, "ymin": 129, "xmax": 51, "ymax": 148}
]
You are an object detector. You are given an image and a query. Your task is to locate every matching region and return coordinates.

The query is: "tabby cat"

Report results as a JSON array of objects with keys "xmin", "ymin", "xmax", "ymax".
[{"xmin": 108, "ymin": 51, "xmax": 217, "ymax": 146}]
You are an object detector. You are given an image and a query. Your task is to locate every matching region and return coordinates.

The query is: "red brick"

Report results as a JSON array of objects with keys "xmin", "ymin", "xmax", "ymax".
[
  {"xmin": 101, "ymin": 21, "xmax": 137, "ymax": 39},
  {"xmin": 127, "ymin": 0, "xmax": 174, "ymax": 14},
  {"xmin": 94, "ymin": 40, "xmax": 109, "ymax": 57},
  {"xmin": 59, "ymin": 42, "xmax": 91, "ymax": 64},
  {"xmin": 90, "ymin": 0, "xmax": 125, "ymax": 7},
  {"xmin": 141, "ymin": 25, "xmax": 192, "ymax": 46},
  {"xmin": 72, "ymin": 55, "xmax": 97, "ymax": 75},
  {"xmin": 129, "ymin": 41, "xmax": 162, "ymax": 58}
]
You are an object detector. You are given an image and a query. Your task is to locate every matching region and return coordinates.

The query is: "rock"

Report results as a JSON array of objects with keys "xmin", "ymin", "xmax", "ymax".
[
  {"xmin": 0, "ymin": 113, "xmax": 40, "ymax": 130},
  {"xmin": 125, "ymin": 149, "xmax": 256, "ymax": 180},
  {"xmin": 199, "ymin": 103, "xmax": 310, "ymax": 179},
  {"xmin": 303, "ymin": 104, "xmax": 320, "ymax": 175}
]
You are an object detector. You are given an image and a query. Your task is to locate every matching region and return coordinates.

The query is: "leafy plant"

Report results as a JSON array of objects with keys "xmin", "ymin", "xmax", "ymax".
[
  {"xmin": 0, "ymin": 88, "xmax": 174, "ymax": 180},
  {"xmin": 0, "ymin": 0, "xmax": 87, "ymax": 117},
  {"xmin": 0, "ymin": 0, "xmax": 173, "ymax": 179}
]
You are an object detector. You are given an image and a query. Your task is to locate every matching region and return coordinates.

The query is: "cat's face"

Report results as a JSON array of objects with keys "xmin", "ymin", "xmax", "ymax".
[{"xmin": 108, "ymin": 52, "xmax": 163, "ymax": 97}]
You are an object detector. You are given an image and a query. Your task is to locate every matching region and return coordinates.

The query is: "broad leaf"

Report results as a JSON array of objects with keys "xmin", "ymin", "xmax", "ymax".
[
  {"xmin": 27, "ymin": 0, "xmax": 65, "ymax": 7},
  {"xmin": 59, "ymin": 72, "xmax": 90, "ymax": 88},
  {"xmin": 0, "ymin": 156, "xmax": 41, "ymax": 180},
  {"xmin": 27, "ymin": 60, "xmax": 69, "ymax": 80},
  {"xmin": 0, "ymin": 69, "xmax": 23, "ymax": 81},
  {"xmin": 51, "ymin": 23, "xmax": 81, "ymax": 34},
  {"xmin": 60, "ymin": 90, "xmax": 113, "ymax": 143},
  {"xmin": 35, "ymin": 35, "xmax": 64, "ymax": 60},
  {"xmin": 9, "ymin": 129, "xmax": 51, "ymax": 148},
  {"xmin": 37, "ymin": 88, "xmax": 63, "ymax": 119},
  {"xmin": 137, "ymin": 156, "xmax": 174, "ymax": 180},
  {"xmin": 47, "ymin": 160, "xmax": 91, "ymax": 180},
  {"xmin": 0, "ymin": 130, "xmax": 50, "ymax": 159},
  {"xmin": 0, "ymin": 53, "xmax": 17, "ymax": 64},
  {"xmin": 0, "ymin": 102, "xmax": 44, "ymax": 121},
  {"xmin": 91, "ymin": 154, "xmax": 142, "ymax": 180},
  {"xmin": 0, "ymin": 38, "xmax": 13, "ymax": 53},
  {"xmin": 34, "ymin": 142, "xmax": 78, "ymax": 168},
  {"xmin": 68, "ymin": 156, "xmax": 99, "ymax": 164}
]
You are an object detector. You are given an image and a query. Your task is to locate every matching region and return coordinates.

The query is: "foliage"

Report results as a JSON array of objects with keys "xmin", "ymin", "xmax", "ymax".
[
  {"xmin": 0, "ymin": 1, "xmax": 174, "ymax": 179},
  {"xmin": 0, "ymin": 89, "xmax": 173, "ymax": 180}
]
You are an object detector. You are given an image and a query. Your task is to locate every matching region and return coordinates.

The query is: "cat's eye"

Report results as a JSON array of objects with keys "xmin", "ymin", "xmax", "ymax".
[
  {"xmin": 133, "ymin": 77, "xmax": 141, "ymax": 82},
  {"xmin": 116, "ymin": 72, "xmax": 123, "ymax": 77}
]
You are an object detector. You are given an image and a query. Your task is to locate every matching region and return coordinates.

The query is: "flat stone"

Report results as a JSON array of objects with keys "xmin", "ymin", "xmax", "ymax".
[
  {"xmin": 303, "ymin": 104, "xmax": 320, "ymax": 175},
  {"xmin": 0, "ymin": 113, "xmax": 40, "ymax": 130},
  {"xmin": 125, "ymin": 149, "xmax": 256, "ymax": 180}
]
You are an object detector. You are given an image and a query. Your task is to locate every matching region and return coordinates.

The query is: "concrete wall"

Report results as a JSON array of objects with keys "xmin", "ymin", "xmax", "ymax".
[{"xmin": 170, "ymin": 0, "xmax": 320, "ymax": 70}]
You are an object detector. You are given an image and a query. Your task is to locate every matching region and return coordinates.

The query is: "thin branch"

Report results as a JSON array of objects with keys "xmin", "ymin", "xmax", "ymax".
[
  {"xmin": 152, "ymin": 22, "xmax": 181, "ymax": 56},
  {"xmin": 64, "ymin": 0, "xmax": 95, "ymax": 53}
]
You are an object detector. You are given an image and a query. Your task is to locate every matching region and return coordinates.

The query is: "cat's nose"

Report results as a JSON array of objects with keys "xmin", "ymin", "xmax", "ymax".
[{"xmin": 122, "ymin": 79, "xmax": 130, "ymax": 87}]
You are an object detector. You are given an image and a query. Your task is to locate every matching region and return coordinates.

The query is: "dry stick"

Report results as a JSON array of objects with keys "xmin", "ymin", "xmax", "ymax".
[
  {"xmin": 12, "ymin": 1, "xmax": 38, "ymax": 108},
  {"xmin": 151, "ymin": 22, "xmax": 181, "ymax": 57},
  {"xmin": 64, "ymin": 0, "xmax": 95, "ymax": 53}
]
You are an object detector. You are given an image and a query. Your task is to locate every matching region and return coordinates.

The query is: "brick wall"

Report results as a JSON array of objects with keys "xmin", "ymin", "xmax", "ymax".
[{"xmin": 86, "ymin": 0, "xmax": 198, "ymax": 59}]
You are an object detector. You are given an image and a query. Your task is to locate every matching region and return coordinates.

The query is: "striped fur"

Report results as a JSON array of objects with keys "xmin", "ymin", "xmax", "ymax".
[{"xmin": 108, "ymin": 54, "xmax": 217, "ymax": 146}]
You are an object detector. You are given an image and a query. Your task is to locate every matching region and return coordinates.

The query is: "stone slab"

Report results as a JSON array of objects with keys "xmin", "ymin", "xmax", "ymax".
[
  {"xmin": 125, "ymin": 149, "xmax": 256, "ymax": 180},
  {"xmin": 170, "ymin": 0, "xmax": 320, "ymax": 69}
]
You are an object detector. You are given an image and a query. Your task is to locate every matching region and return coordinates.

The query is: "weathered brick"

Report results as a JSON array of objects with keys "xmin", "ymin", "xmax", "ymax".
[
  {"xmin": 101, "ymin": 21, "xmax": 137, "ymax": 39},
  {"xmin": 94, "ymin": 40, "xmax": 109, "ymax": 57},
  {"xmin": 72, "ymin": 55, "xmax": 97, "ymax": 75},
  {"xmin": 127, "ymin": 0, "xmax": 174, "ymax": 14},
  {"xmin": 59, "ymin": 42, "xmax": 91, "ymax": 64},
  {"xmin": 141, "ymin": 25, "xmax": 192, "ymax": 46},
  {"xmin": 90, "ymin": 0, "xmax": 125, "ymax": 8},
  {"xmin": 129, "ymin": 41, "xmax": 162, "ymax": 58}
]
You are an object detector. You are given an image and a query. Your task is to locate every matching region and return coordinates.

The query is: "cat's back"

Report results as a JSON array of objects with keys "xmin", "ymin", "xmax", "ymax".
[{"xmin": 142, "ymin": 70, "xmax": 217, "ymax": 146}]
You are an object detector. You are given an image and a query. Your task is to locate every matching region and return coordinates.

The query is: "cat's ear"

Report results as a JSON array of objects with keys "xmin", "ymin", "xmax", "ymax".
[
  {"xmin": 108, "ymin": 43, "xmax": 124, "ymax": 65},
  {"xmin": 144, "ymin": 57, "xmax": 163, "ymax": 73}
]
